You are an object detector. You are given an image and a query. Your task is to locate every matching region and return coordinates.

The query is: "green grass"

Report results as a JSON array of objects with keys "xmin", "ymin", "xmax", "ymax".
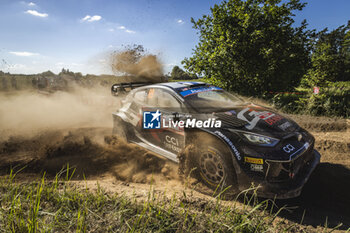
[{"xmin": 0, "ymin": 167, "xmax": 302, "ymax": 233}]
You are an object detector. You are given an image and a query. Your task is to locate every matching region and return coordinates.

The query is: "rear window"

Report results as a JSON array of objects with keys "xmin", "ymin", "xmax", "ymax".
[
  {"xmin": 147, "ymin": 88, "xmax": 181, "ymax": 108},
  {"xmin": 134, "ymin": 90, "xmax": 147, "ymax": 103}
]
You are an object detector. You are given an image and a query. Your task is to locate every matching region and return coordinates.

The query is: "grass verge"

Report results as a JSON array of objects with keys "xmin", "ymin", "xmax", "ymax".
[{"xmin": 0, "ymin": 168, "xmax": 318, "ymax": 232}]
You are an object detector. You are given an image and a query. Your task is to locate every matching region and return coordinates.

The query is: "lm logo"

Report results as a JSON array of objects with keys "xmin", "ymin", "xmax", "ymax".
[{"xmin": 143, "ymin": 110, "xmax": 161, "ymax": 129}]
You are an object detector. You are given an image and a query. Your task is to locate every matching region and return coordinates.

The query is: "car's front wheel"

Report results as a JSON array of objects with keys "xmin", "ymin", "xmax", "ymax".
[{"xmin": 185, "ymin": 134, "xmax": 238, "ymax": 195}]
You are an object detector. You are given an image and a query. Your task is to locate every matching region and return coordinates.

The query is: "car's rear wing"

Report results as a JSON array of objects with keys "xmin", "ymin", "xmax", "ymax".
[{"xmin": 111, "ymin": 82, "xmax": 152, "ymax": 96}]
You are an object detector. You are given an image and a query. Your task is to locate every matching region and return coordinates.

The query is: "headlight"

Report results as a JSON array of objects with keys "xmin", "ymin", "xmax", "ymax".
[{"xmin": 243, "ymin": 133, "xmax": 279, "ymax": 147}]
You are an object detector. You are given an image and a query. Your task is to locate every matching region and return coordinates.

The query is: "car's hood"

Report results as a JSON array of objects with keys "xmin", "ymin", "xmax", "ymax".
[{"xmin": 211, "ymin": 104, "xmax": 300, "ymax": 137}]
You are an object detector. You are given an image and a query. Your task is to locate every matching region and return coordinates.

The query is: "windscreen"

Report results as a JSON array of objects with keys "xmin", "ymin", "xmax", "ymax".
[{"xmin": 178, "ymin": 86, "xmax": 244, "ymax": 112}]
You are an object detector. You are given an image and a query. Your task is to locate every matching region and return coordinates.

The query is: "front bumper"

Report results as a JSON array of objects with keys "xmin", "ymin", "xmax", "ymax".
[
  {"xmin": 255, "ymin": 149, "xmax": 321, "ymax": 199},
  {"xmin": 237, "ymin": 149, "xmax": 321, "ymax": 199}
]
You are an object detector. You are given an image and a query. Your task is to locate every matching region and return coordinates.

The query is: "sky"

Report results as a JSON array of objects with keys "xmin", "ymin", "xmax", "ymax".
[{"xmin": 0, "ymin": 0, "xmax": 349, "ymax": 75}]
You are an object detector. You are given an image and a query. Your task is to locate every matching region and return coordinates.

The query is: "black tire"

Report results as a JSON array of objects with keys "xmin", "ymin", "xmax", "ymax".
[
  {"xmin": 187, "ymin": 134, "xmax": 237, "ymax": 194},
  {"xmin": 112, "ymin": 116, "xmax": 127, "ymax": 141}
]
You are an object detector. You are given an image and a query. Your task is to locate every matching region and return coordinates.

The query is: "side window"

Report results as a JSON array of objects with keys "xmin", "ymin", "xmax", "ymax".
[
  {"xmin": 147, "ymin": 88, "xmax": 181, "ymax": 109},
  {"xmin": 147, "ymin": 88, "xmax": 158, "ymax": 106},
  {"xmin": 158, "ymin": 91, "xmax": 181, "ymax": 108},
  {"xmin": 134, "ymin": 90, "xmax": 147, "ymax": 103}
]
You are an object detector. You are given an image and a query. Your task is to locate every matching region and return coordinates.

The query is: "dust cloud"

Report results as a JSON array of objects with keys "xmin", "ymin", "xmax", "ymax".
[
  {"xmin": 0, "ymin": 47, "xmax": 176, "ymax": 185},
  {"xmin": 0, "ymin": 86, "xmax": 116, "ymax": 140},
  {"xmin": 0, "ymin": 85, "xmax": 178, "ymax": 184},
  {"xmin": 0, "ymin": 127, "xmax": 179, "ymax": 184},
  {"xmin": 110, "ymin": 45, "xmax": 165, "ymax": 83}
]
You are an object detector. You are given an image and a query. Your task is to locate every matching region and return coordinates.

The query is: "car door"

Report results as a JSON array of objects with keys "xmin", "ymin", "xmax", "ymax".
[{"xmin": 142, "ymin": 88, "xmax": 186, "ymax": 154}]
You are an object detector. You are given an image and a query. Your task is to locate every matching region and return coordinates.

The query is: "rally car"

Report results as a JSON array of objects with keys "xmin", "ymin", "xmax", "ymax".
[{"xmin": 111, "ymin": 81, "xmax": 320, "ymax": 199}]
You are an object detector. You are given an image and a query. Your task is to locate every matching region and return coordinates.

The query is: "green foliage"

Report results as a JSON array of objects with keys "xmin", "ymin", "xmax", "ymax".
[
  {"xmin": 270, "ymin": 83, "xmax": 350, "ymax": 117},
  {"xmin": 270, "ymin": 93, "xmax": 306, "ymax": 113},
  {"xmin": 182, "ymin": 0, "xmax": 312, "ymax": 96},
  {"xmin": 302, "ymin": 21, "xmax": 350, "ymax": 87}
]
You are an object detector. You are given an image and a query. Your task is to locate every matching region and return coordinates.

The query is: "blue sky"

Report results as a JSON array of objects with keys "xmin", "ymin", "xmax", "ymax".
[{"xmin": 0, "ymin": 0, "xmax": 349, "ymax": 75}]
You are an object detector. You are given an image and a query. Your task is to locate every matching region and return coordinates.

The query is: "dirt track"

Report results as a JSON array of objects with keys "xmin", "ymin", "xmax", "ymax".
[
  {"xmin": 0, "ymin": 93, "xmax": 349, "ymax": 230},
  {"xmin": 278, "ymin": 115, "xmax": 350, "ymax": 230}
]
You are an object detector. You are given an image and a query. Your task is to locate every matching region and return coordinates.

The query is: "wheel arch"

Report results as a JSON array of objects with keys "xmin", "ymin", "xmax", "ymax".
[
  {"xmin": 112, "ymin": 113, "xmax": 135, "ymax": 141},
  {"xmin": 184, "ymin": 128, "xmax": 242, "ymax": 175}
]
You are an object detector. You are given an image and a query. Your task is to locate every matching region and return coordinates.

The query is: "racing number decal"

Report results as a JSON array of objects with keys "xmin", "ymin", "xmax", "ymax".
[{"xmin": 283, "ymin": 144, "xmax": 295, "ymax": 153}]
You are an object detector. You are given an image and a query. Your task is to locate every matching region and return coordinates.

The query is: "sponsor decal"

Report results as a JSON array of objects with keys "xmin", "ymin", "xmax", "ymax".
[
  {"xmin": 237, "ymin": 108, "xmax": 284, "ymax": 130},
  {"xmin": 180, "ymin": 86, "xmax": 222, "ymax": 97},
  {"xmin": 264, "ymin": 115, "xmax": 283, "ymax": 125},
  {"xmin": 143, "ymin": 110, "xmax": 161, "ymax": 129},
  {"xmin": 214, "ymin": 131, "xmax": 241, "ymax": 160},
  {"xmin": 143, "ymin": 110, "xmax": 222, "ymax": 129},
  {"xmin": 250, "ymin": 164, "xmax": 263, "ymax": 172},
  {"xmin": 165, "ymin": 135, "xmax": 179, "ymax": 146},
  {"xmin": 164, "ymin": 135, "xmax": 181, "ymax": 153},
  {"xmin": 244, "ymin": 156, "xmax": 263, "ymax": 165},
  {"xmin": 278, "ymin": 121, "xmax": 292, "ymax": 131}
]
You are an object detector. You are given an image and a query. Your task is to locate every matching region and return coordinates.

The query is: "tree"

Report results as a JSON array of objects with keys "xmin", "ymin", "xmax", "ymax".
[
  {"xmin": 171, "ymin": 66, "xmax": 186, "ymax": 79},
  {"xmin": 302, "ymin": 21, "xmax": 350, "ymax": 87},
  {"xmin": 182, "ymin": 0, "xmax": 312, "ymax": 96},
  {"xmin": 41, "ymin": 70, "xmax": 55, "ymax": 77},
  {"xmin": 171, "ymin": 65, "xmax": 198, "ymax": 80}
]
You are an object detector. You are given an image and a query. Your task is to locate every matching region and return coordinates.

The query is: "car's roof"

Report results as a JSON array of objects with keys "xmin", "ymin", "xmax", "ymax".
[
  {"xmin": 149, "ymin": 81, "xmax": 209, "ymax": 91},
  {"xmin": 159, "ymin": 81, "xmax": 207, "ymax": 88},
  {"xmin": 132, "ymin": 81, "xmax": 214, "ymax": 100}
]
